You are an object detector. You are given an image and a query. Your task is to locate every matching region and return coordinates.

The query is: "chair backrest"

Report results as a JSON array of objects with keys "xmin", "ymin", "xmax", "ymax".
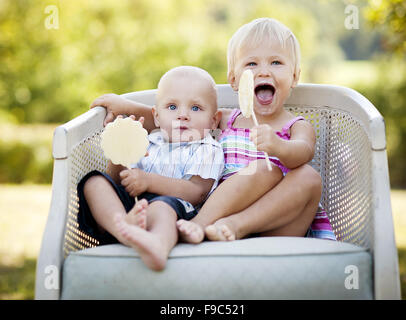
[{"xmin": 62, "ymin": 84, "xmax": 374, "ymax": 257}]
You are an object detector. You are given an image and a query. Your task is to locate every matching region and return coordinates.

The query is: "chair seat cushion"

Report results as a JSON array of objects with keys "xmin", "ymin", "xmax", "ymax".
[{"xmin": 61, "ymin": 237, "xmax": 372, "ymax": 299}]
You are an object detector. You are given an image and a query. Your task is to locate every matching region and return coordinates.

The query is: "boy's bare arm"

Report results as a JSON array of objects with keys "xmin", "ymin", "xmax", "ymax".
[
  {"xmin": 120, "ymin": 169, "xmax": 214, "ymax": 206},
  {"xmin": 90, "ymin": 93, "xmax": 157, "ymax": 132},
  {"xmin": 148, "ymin": 174, "xmax": 214, "ymax": 206}
]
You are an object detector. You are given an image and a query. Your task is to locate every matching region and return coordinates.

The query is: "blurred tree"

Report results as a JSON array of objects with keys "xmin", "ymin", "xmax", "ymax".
[
  {"xmin": 360, "ymin": 0, "xmax": 406, "ymax": 187},
  {"xmin": 1, "ymin": 0, "xmax": 339, "ymax": 184},
  {"xmin": 0, "ymin": 0, "xmax": 64, "ymax": 123},
  {"xmin": 2, "ymin": 0, "xmax": 404, "ymax": 185},
  {"xmin": 0, "ymin": 0, "xmax": 329, "ymax": 124},
  {"xmin": 364, "ymin": 0, "xmax": 406, "ymax": 55}
]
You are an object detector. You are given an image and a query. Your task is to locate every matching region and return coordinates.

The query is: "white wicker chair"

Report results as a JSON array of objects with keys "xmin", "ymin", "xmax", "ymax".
[{"xmin": 35, "ymin": 84, "xmax": 400, "ymax": 299}]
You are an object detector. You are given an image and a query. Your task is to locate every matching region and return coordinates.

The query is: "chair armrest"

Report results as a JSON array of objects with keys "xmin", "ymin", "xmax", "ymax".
[
  {"xmin": 286, "ymin": 84, "xmax": 399, "ymax": 299},
  {"xmin": 286, "ymin": 84, "xmax": 385, "ymax": 150},
  {"xmin": 53, "ymin": 107, "xmax": 107, "ymax": 159},
  {"xmin": 35, "ymin": 107, "xmax": 106, "ymax": 299},
  {"xmin": 372, "ymin": 149, "xmax": 400, "ymax": 299}
]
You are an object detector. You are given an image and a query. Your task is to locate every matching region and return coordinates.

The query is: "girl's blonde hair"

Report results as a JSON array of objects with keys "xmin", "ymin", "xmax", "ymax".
[{"xmin": 227, "ymin": 18, "xmax": 301, "ymax": 82}]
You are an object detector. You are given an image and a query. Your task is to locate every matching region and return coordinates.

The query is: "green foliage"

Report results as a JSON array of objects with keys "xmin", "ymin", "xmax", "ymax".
[
  {"xmin": 1, "ymin": 0, "xmax": 406, "ymax": 186},
  {"xmin": 354, "ymin": 69, "xmax": 406, "ymax": 187},
  {"xmin": 0, "ymin": 0, "xmax": 349, "ymax": 124},
  {"xmin": 0, "ymin": 124, "xmax": 54, "ymax": 184},
  {"xmin": 1, "ymin": 0, "xmax": 386, "ymax": 123},
  {"xmin": 361, "ymin": 0, "xmax": 406, "ymax": 187},
  {"xmin": 364, "ymin": 0, "xmax": 406, "ymax": 54},
  {"xmin": 0, "ymin": 141, "xmax": 53, "ymax": 183}
]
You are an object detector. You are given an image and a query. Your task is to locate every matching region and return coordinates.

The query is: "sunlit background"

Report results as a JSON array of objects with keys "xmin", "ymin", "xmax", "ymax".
[{"xmin": 0, "ymin": 0, "xmax": 405, "ymax": 299}]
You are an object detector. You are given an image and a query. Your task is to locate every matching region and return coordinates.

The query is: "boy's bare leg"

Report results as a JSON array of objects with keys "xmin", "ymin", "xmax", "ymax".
[
  {"xmin": 177, "ymin": 160, "xmax": 283, "ymax": 243},
  {"xmin": 115, "ymin": 201, "xmax": 178, "ymax": 271},
  {"xmin": 206, "ymin": 164, "xmax": 321, "ymax": 241},
  {"xmin": 83, "ymin": 175, "xmax": 147, "ymax": 246}
]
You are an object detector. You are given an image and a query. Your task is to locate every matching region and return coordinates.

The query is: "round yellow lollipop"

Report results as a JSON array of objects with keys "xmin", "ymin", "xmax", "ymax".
[
  {"xmin": 101, "ymin": 117, "xmax": 149, "ymax": 201},
  {"xmin": 239, "ymin": 69, "xmax": 254, "ymax": 118},
  {"xmin": 101, "ymin": 117, "xmax": 149, "ymax": 169},
  {"xmin": 238, "ymin": 69, "xmax": 272, "ymax": 171}
]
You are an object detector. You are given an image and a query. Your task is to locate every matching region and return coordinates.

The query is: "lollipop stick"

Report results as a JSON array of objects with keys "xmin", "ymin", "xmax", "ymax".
[
  {"xmin": 251, "ymin": 110, "xmax": 259, "ymax": 126},
  {"xmin": 251, "ymin": 112, "xmax": 273, "ymax": 171},
  {"xmin": 101, "ymin": 117, "xmax": 148, "ymax": 206}
]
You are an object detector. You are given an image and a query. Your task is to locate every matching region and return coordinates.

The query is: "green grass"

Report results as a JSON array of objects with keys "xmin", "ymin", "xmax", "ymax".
[
  {"xmin": 0, "ymin": 184, "xmax": 51, "ymax": 299},
  {"xmin": 0, "ymin": 184, "xmax": 405, "ymax": 299},
  {"xmin": 0, "ymin": 258, "xmax": 36, "ymax": 299},
  {"xmin": 399, "ymin": 249, "xmax": 406, "ymax": 300}
]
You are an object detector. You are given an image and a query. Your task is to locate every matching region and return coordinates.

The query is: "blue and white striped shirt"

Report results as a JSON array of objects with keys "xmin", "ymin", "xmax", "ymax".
[{"xmin": 131, "ymin": 130, "xmax": 224, "ymax": 194}]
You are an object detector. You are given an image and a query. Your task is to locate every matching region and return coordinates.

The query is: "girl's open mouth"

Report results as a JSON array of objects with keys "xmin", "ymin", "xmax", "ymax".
[{"xmin": 255, "ymin": 84, "xmax": 275, "ymax": 105}]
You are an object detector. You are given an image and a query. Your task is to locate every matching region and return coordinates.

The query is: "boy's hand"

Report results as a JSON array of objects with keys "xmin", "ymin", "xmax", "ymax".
[
  {"xmin": 120, "ymin": 168, "xmax": 149, "ymax": 197},
  {"xmin": 117, "ymin": 114, "xmax": 145, "ymax": 127},
  {"xmin": 90, "ymin": 93, "xmax": 128, "ymax": 126},
  {"xmin": 250, "ymin": 124, "xmax": 280, "ymax": 155}
]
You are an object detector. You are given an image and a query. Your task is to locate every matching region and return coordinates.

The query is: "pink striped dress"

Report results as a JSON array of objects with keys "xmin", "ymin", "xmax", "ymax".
[{"xmin": 218, "ymin": 109, "xmax": 336, "ymax": 241}]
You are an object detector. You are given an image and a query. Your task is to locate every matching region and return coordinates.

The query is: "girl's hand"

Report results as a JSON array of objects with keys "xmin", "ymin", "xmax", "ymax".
[
  {"xmin": 120, "ymin": 168, "xmax": 149, "ymax": 197},
  {"xmin": 90, "ymin": 93, "xmax": 129, "ymax": 126},
  {"xmin": 250, "ymin": 124, "xmax": 280, "ymax": 155}
]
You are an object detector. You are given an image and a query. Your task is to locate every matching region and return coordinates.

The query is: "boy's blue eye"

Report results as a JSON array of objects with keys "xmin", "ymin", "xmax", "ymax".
[
  {"xmin": 191, "ymin": 105, "xmax": 200, "ymax": 111},
  {"xmin": 272, "ymin": 61, "xmax": 282, "ymax": 65},
  {"xmin": 168, "ymin": 104, "xmax": 177, "ymax": 110},
  {"xmin": 247, "ymin": 62, "xmax": 256, "ymax": 67}
]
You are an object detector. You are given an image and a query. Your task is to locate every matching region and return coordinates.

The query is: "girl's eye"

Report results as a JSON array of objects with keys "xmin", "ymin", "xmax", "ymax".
[
  {"xmin": 168, "ymin": 104, "xmax": 177, "ymax": 110},
  {"xmin": 191, "ymin": 105, "xmax": 200, "ymax": 111},
  {"xmin": 247, "ymin": 62, "xmax": 256, "ymax": 67},
  {"xmin": 271, "ymin": 61, "xmax": 282, "ymax": 65}
]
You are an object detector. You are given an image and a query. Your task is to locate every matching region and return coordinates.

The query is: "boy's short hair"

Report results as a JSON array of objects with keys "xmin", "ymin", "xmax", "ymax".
[
  {"xmin": 158, "ymin": 66, "xmax": 216, "ymax": 92},
  {"xmin": 227, "ymin": 18, "xmax": 301, "ymax": 82},
  {"xmin": 157, "ymin": 66, "xmax": 218, "ymax": 111}
]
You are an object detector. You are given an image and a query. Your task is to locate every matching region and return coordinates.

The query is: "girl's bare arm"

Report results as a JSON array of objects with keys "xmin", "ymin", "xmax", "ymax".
[
  {"xmin": 274, "ymin": 120, "xmax": 316, "ymax": 169},
  {"xmin": 252, "ymin": 120, "xmax": 316, "ymax": 169}
]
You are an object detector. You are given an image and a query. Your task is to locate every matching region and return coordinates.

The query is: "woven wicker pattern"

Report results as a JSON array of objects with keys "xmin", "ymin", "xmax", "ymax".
[
  {"xmin": 286, "ymin": 106, "xmax": 373, "ymax": 249},
  {"xmin": 63, "ymin": 130, "xmax": 107, "ymax": 256},
  {"xmin": 62, "ymin": 106, "xmax": 373, "ymax": 256}
]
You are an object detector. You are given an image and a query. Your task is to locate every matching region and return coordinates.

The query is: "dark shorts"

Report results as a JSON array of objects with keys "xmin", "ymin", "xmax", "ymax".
[{"xmin": 77, "ymin": 170, "xmax": 198, "ymax": 245}]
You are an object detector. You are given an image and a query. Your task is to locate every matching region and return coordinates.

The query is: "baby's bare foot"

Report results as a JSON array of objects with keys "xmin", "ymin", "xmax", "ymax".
[
  {"xmin": 176, "ymin": 220, "xmax": 204, "ymax": 244},
  {"xmin": 115, "ymin": 215, "xmax": 167, "ymax": 271},
  {"xmin": 205, "ymin": 221, "xmax": 236, "ymax": 241},
  {"xmin": 125, "ymin": 199, "xmax": 148, "ymax": 229}
]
